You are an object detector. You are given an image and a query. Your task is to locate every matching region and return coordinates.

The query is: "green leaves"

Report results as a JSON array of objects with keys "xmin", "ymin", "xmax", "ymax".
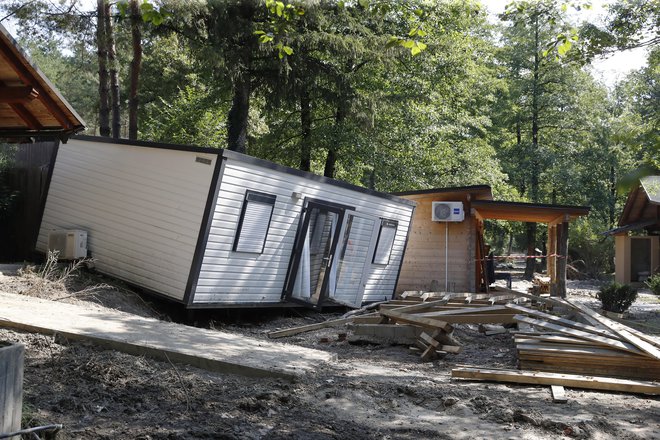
[
  {"xmin": 116, "ymin": 1, "xmax": 169, "ymax": 26},
  {"xmin": 256, "ymin": 0, "xmax": 305, "ymax": 60}
]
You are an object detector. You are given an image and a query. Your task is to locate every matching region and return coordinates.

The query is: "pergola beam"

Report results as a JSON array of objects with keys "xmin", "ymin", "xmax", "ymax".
[{"xmin": 0, "ymin": 86, "xmax": 39, "ymax": 103}]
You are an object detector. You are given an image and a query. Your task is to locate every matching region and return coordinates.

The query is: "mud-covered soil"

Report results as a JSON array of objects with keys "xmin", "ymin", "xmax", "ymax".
[{"xmin": 1, "ymin": 267, "xmax": 659, "ymax": 439}]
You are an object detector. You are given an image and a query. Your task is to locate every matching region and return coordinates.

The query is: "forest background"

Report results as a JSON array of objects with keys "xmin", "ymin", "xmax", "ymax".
[{"xmin": 0, "ymin": 0, "xmax": 657, "ymax": 278}]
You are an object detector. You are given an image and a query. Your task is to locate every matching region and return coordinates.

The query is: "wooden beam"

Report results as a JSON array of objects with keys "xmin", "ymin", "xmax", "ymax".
[
  {"xmin": 513, "ymin": 315, "xmax": 646, "ymax": 356},
  {"xmin": 0, "ymin": 86, "xmax": 39, "ymax": 103},
  {"xmin": 0, "ymin": 43, "xmax": 73, "ymax": 129},
  {"xmin": 505, "ymin": 304, "xmax": 622, "ymax": 340},
  {"xmin": 10, "ymin": 102, "xmax": 42, "ymax": 129},
  {"xmin": 566, "ymin": 300, "xmax": 660, "ymax": 359},
  {"xmin": 267, "ymin": 316, "xmax": 357, "ymax": 339},
  {"xmin": 556, "ymin": 221, "xmax": 569, "ymax": 298},
  {"xmin": 379, "ymin": 308, "xmax": 452, "ymax": 332},
  {"xmin": 451, "ymin": 367, "xmax": 660, "ymax": 395}
]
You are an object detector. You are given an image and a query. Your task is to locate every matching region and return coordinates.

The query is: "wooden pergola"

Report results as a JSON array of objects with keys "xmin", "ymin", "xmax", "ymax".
[
  {"xmin": 472, "ymin": 200, "xmax": 590, "ymax": 297},
  {"xmin": 0, "ymin": 23, "xmax": 84, "ymax": 142}
]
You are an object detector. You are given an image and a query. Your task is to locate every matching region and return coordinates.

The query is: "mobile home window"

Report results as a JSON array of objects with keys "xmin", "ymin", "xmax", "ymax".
[
  {"xmin": 372, "ymin": 219, "xmax": 398, "ymax": 265},
  {"xmin": 233, "ymin": 191, "xmax": 276, "ymax": 254}
]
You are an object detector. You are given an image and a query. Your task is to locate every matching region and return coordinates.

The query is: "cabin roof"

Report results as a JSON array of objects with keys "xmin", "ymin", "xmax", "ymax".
[{"xmin": 0, "ymin": 23, "xmax": 85, "ymax": 142}]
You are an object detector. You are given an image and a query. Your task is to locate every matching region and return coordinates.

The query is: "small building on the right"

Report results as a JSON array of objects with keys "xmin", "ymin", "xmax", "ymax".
[{"xmin": 606, "ymin": 176, "xmax": 660, "ymax": 284}]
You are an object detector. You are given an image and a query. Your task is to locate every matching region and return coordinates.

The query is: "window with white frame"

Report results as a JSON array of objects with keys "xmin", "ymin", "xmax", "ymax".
[
  {"xmin": 372, "ymin": 219, "xmax": 398, "ymax": 265},
  {"xmin": 233, "ymin": 191, "xmax": 276, "ymax": 253}
]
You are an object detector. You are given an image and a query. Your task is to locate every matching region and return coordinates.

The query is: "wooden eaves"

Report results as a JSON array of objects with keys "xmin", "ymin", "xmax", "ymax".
[
  {"xmin": 471, "ymin": 200, "xmax": 590, "ymax": 224},
  {"xmin": 0, "ymin": 23, "xmax": 85, "ymax": 142}
]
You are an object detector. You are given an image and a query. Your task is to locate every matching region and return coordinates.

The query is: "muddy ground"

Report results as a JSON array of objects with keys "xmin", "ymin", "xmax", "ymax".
[{"xmin": 0, "ymin": 264, "xmax": 659, "ymax": 439}]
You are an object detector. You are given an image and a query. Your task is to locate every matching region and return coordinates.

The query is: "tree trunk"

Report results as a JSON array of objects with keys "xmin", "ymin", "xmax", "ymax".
[
  {"xmin": 104, "ymin": 1, "xmax": 120, "ymax": 139},
  {"xmin": 299, "ymin": 83, "xmax": 312, "ymax": 171},
  {"xmin": 128, "ymin": 0, "xmax": 142, "ymax": 140},
  {"xmin": 324, "ymin": 96, "xmax": 348, "ymax": 178},
  {"xmin": 524, "ymin": 13, "xmax": 541, "ymax": 279},
  {"xmin": 609, "ymin": 164, "xmax": 616, "ymax": 227},
  {"xmin": 227, "ymin": 76, "xmax": 250, "ymax": 153},
  {"xmin": 96, "ymin": 0, "xmax": 110, "ymax": 137}
]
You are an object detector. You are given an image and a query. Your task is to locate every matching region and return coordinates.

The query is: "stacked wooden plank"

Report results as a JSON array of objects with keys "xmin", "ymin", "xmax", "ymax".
[
  {"xmin": 507, "ymin": 301, "xmax": 660, "ymax": 381},
  {"xmin": 362, "ymin": 290, "xmax": 531, "ymax": 361}
]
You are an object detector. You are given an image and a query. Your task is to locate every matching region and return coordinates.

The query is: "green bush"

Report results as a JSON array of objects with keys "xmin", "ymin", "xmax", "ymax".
[
  {"xmin": 597, "ymin": 282, "xmax": 638, "ymax": 313},
  {"xmin": 645, "ymin": 273, "xmax": 660, "ymax": 296}
]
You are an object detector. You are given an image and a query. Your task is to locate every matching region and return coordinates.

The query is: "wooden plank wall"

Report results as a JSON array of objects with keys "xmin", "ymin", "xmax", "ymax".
[
  {"xmin": 0, "ymin": 141, "xmax": 57, "ymax": 261},
  {"xmin": 0, "ymin": 342, "xmax": 24, "ymax": 439},
  {"xmin": 397, "ymin": 195, "xmax": 472, "ymax": 293}
]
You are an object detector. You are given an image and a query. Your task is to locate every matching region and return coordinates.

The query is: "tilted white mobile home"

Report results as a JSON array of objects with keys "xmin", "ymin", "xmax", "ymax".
[{"xmin": 36, "ymin": 136, "xmax": 415, "ymax": 308}]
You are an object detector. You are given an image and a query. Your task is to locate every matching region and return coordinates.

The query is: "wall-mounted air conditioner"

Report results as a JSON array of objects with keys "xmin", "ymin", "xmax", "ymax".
[
  {"xmin": 431, "ymin": 201, "xmax": 464, "ymax": 222},
  {"xmin": 48, "ymin": 230, "xmax": 88, "ymax": 259}
]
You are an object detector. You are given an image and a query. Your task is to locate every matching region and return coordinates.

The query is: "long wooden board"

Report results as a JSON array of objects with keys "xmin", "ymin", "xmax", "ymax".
[
  {"xmin": 451, "ymin": 367, "xmax": 660, "ymax": 394},
  {"xmin": 566, "ymin": 300, "xmax": 660, "ymax": 360},
  {"xmin": 380, "ymin": 309, "xmax": 452, "ymax": 332},
  {"xmin": 506, "ymin": 304, "xmax": 622, "ymax": 340},
  {"xmin": 512, "ymin": 315, "xmax": 646, "ymax": 356},
  {"xmin": 267, "ymin": 317, "xmax": 355, "ymax": 339}
]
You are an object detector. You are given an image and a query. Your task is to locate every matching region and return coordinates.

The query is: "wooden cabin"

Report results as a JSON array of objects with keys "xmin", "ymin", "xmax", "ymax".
[
  {"xmin": 395, "ymin": 187, "xmax": 590, "ymax": 297},
  {"xmin": 37, "ymin": 136, "xmax": 415, "ymax": 309},
  {"xmin": 607, "ymin": 176, "xmax": 660, "ymax": 284}
]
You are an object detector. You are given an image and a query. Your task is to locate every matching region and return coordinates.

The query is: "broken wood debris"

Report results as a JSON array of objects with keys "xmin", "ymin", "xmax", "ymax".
[{"xmin": 267, "ymin": 289, "xmax": 529, "ymax": 362}]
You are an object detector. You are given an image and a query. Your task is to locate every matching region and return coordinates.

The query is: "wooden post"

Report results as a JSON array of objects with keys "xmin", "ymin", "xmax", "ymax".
[
  {"xmin": 547, "ymin": 225, "xmax": 556, "ymax": 283},
  {"xmin": 0, "ymin": 342, "xmax": 24, "ymax": 439},
  {"xmin": 556, "ymin": 221, "xmax": 569, "ymax": 298}
]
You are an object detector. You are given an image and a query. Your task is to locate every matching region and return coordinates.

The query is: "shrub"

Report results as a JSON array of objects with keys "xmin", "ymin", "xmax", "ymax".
[
  {"xmin": 645, "ymin": 273, "xmax": 660, "ymax": 296},
  {"xmin": 597, "ymin": 282, "xmax": 638, "ymax": 313}
]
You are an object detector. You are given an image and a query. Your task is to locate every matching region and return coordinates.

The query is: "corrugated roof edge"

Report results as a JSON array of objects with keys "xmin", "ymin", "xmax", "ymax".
[{"xmin": 71, "ymin": 135, "xmax": 416, "ymax": 207}]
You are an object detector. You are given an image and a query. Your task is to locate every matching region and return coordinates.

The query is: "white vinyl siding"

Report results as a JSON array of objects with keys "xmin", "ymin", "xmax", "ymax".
[
  {"xmin": 192, "ymin": 158, "xmax": 414, "ymax": 305},
  {"xmin": 36, "ymin": 139, "xmax": 216, "ymax": 300}
]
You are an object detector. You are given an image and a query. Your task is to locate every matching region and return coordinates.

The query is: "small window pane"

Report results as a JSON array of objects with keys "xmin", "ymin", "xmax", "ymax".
[
  {"xmin": 233, "ymin": 191, "xmax": 276, "ymax": 253},
  {"xmin": 372, "ymin": 219, "xmax": 398, "ymax": 265}
]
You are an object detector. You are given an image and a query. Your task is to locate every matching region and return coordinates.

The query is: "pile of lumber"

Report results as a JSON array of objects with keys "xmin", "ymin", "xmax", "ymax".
[
  {"xmin": 372, "ymin": 291, "xmax": 531, "ymax": 361},
  {"xmin": 269, "ymin": 289, "xmax": 533, "ymax": 362},
  {"xmin": 506, "ymin": 300, "xmax": 660, "ymax": 381}
]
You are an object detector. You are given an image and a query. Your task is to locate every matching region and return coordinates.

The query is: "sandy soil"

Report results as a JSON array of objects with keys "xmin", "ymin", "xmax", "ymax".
[{"xmin": 1, "ymin": 265, "xmax": 659, "ymax": 439}]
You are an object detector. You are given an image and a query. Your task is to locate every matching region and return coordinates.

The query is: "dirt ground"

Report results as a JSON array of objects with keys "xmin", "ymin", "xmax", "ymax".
[{"xmin": 1, "ymin": 264, "xmax": 659, "ymax": 439}]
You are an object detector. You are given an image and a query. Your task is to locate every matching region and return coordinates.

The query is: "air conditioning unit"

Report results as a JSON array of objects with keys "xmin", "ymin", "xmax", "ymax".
[
  {"xmin": 47, "ymin": 230, "xmax": 88, "ymax": 259},
  {"xmin": 432, "ymin": 201, "xmax": 464, "ymax": 222}
]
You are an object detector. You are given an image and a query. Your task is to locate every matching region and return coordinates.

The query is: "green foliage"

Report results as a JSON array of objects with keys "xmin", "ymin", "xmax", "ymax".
[
  {"xmin": 645, "ymin": 274, "xmax": 660, "ymax": 295},
  {"xmin": 597, "ymin": 282, "xmax": 638, "ymax": 313},
  {"xmin": 568, "ymin": 218, "xmax": 614, "ymax": 278}
]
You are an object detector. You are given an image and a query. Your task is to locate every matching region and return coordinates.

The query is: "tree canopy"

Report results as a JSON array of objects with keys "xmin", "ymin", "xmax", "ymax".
[{"xmin": 0, "ymin": 0, "xmax": 656, "ymax": 276}]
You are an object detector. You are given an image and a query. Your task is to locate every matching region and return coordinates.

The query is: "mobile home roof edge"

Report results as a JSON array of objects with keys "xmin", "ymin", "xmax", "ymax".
[
  {"xmin": 72, "ymin": 135, "xmax": 416, "ymax": 207},
  {"xmin": 393, "ymin": 185, "xmax": 493, "ymax": 198}
]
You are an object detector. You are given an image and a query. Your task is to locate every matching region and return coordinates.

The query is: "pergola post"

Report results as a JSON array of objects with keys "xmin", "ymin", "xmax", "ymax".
[
  {"xmin": 556, "ymin": 220, "xmax": 569, "ymax": 298},
  {"xmin": 547, "ymin": 224, "xmax": 556, "ymax": 283}
]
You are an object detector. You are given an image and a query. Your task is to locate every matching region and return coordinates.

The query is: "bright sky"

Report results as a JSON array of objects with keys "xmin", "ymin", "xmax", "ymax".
[
  {"xmin": 481, "ymin": 0, "xmax": 649, "ymax": 88},
  {"xmin": 2, "ymin": 0, "xmax": 648, "ymax": 88}
]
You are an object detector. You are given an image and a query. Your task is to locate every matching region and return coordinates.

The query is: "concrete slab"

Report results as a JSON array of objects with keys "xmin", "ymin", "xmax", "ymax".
[{"xmin": 0, "ymin": 292, "xmax": 335, "ymax": 380}]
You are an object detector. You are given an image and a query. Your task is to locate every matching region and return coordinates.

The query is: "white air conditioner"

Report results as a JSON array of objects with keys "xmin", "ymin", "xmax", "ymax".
[
  {"xmin": 431, "ymin": 202, "xmax": 464, "ymax": 222},
  {"xmin": 48, "ymin": 230, "xmax": 88, "ymax": 259}
]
